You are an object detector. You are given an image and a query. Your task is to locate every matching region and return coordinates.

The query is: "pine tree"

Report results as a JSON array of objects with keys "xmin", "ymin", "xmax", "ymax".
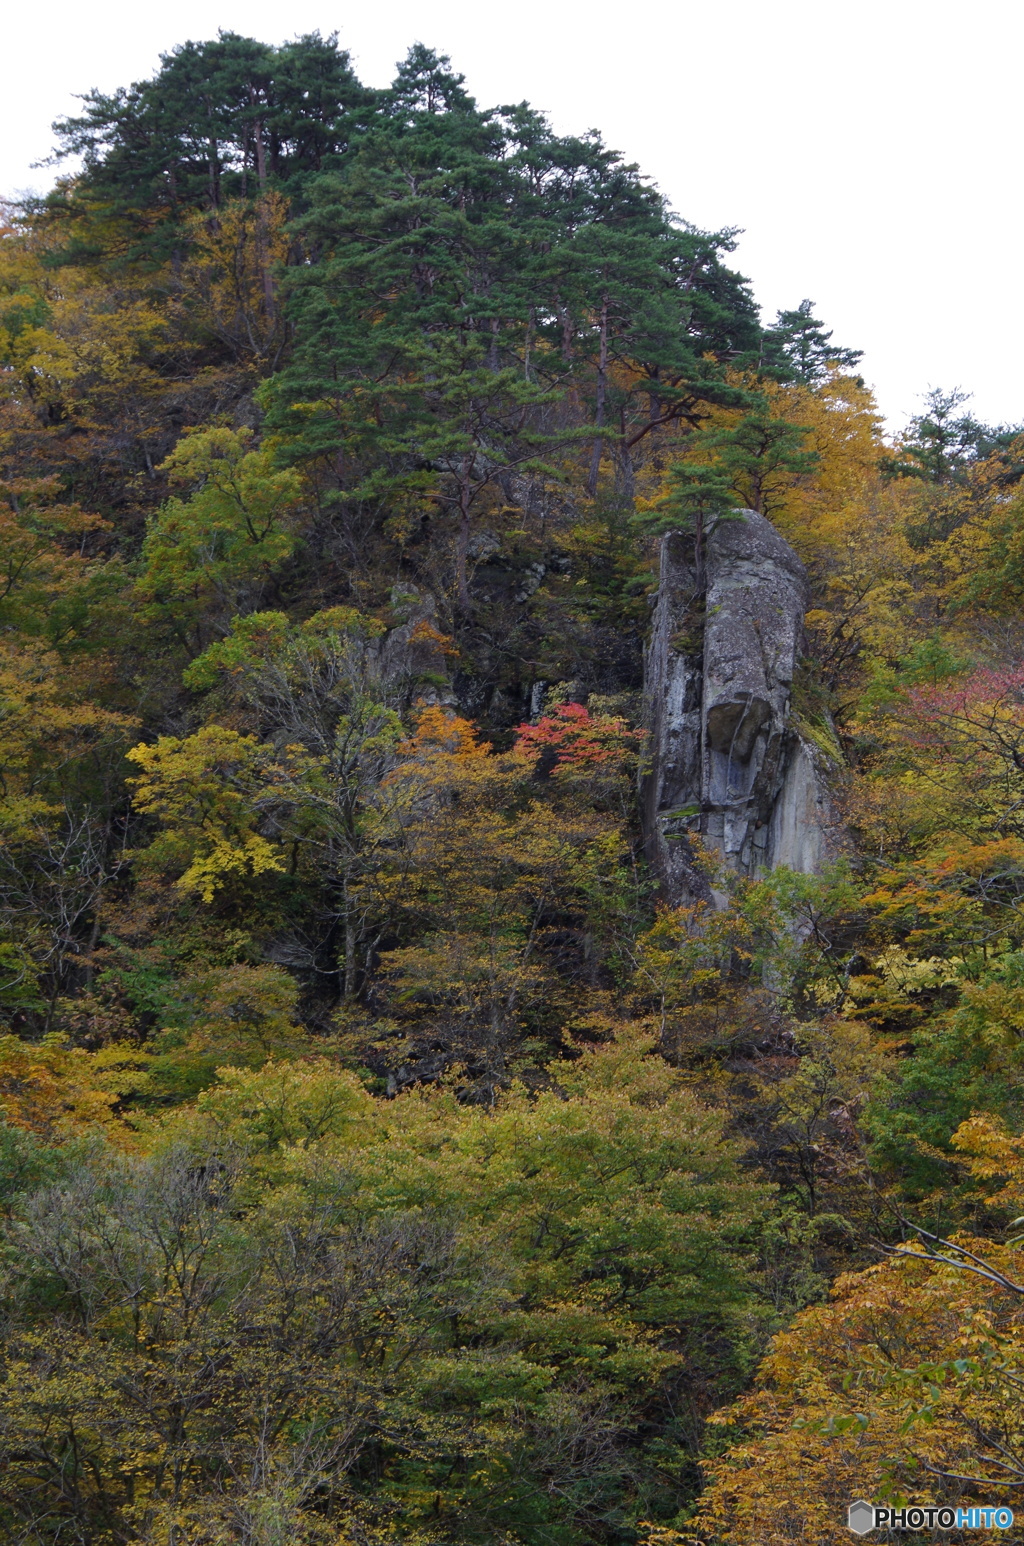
[
  {"xmin": 47, "ymin": 32, "xmax": 374, "ymax": 262},
  {"xmin": 763, "ymin": 297, "xmax": 862, "ymax": 384}
]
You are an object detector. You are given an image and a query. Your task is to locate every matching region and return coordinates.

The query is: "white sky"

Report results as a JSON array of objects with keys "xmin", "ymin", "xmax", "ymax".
[{"xmin": 4, "ymin": 0, "xmax": 1021, "ymax": 431}]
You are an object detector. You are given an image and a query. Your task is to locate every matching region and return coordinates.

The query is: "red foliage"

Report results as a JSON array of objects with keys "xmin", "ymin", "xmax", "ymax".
[
  {"xmin": 514, "ymin": 702, "xmax": 642, "ymax": 772},
  {"xmin": 901, "ymin": 667, "xmax": 1024, "ymax": 756},
  {"xmin": 908, "ymin": 666, "xmax": 1024, "ymax": 718}
]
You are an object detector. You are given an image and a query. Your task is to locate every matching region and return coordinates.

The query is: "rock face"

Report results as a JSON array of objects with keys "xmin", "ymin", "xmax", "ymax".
[
  {"xmin": 378, "ymin": 585, "xmax": 457, "ymax": 708},
  {"xmin": 643, "ymin": 510, "xmax": 839, "ymax": 902}
]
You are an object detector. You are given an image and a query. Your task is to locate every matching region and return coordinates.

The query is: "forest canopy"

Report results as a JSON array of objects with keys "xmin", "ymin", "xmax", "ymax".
[{"xmin": 2, "ymin": 27, "xmax": 1024, "ymax": 1546}]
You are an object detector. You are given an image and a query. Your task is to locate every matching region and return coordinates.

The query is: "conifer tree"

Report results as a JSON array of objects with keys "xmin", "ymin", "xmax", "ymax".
[{"xmin": 762, "ymin": 296, "xmax": 863, "ymax": 384}]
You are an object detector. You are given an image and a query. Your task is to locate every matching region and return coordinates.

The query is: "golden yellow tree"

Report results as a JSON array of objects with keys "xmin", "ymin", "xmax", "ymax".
[{"xmin": 697, "ymin": 1115, "xmax": 1024, "ymax": 1545}]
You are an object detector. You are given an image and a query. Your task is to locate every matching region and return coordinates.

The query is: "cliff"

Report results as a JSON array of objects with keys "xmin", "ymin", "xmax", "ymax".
[{"xmin": 642, "ymin": 510, "xmax": 842, "ymax": 902}]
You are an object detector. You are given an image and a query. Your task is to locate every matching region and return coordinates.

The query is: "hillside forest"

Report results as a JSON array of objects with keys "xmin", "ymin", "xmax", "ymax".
[{"xmin": 5, "ymin": 30, "xmax": 1024, "ymax": 1546}]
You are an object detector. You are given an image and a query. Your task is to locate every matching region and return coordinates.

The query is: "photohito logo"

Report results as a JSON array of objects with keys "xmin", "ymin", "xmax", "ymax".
[{"xmin": 847, "ymin": 1500, "xmax": 1015, "ymax": 1534}]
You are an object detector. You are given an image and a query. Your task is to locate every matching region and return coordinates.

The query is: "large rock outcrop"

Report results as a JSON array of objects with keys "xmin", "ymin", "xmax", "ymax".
[{"xmin": 642, "ymin": 510, "xmax": 840, "ymax": 902}]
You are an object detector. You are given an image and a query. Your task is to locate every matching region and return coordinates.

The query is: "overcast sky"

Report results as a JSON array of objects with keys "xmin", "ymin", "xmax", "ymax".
[{"xmin": 4, "ymin": 0, "xmax": 1020, "ymax": 432}]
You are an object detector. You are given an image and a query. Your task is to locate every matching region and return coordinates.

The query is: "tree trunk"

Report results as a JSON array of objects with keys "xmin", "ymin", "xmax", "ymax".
[
  {"xmin": 256, "ymin": 196, "xmax": 276, "ymax": 323},
  {"xmin": 248, "ymin": 94, "xmax": 276, "ymax": 325},
  {"xmin": 456, "ymin": 473, "xmax": 473, "ymax": 609},
  {"xmin": 253, "ymin": 112, "xmax": 267, "ymax": 191},
  {"xmin": 587, "ymin": 295, "xmax": 609, "ymax": 497},
  {"xmin": 616, "ymin": 407, "xmax": 636, "ymax": 503},
  {"xmin": 206, "ymin": 102, "xmax": 220, "ymax": 211},
  {"xmin": 344, "ymin": 919, "xmax": 357, "ymax": 999},
  {"xmin": 83, "ymin": 909, "xmax": 102, "ymax": 990}
]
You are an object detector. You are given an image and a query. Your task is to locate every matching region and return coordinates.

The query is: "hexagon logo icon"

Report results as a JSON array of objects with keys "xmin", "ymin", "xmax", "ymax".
[{"xmin": 847, "ymin": 1500, "xmax": 875, "ymax": 1535}]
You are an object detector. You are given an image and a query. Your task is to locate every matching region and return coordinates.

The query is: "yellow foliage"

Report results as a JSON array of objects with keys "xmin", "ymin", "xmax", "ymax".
[
  {"xmin": 162, "ymin": 961, "xmax": 306, "ymax": 1064},
  {"xmin": 181, "ymin": 194, "xmax": 291, "ymax": 370},
  {"xmin": 698, "ymin": 1115, "xmax": 1024, "ymax": 1544},
  {"xmin": 126, "ymin": 725, "xmax": 296, "ymax": 900},
  {"xmin": 0, "ymin": 470, "xmax": 112, "ymax": 630},
  {"xmin": 698, "ymin": 1238, "xmax": 1024, "ymax": 1542},
  {"xmin": 0, "ymin": 639, "xmax": 137, "ymax": 809},
  {"xmin": 192, "ymin": 1057, "xmax": 377, "ymax": 1150},
  {"xmin": 0, "ymin": 1032, "xmax": 147, "ymax": 1142},
  {"xmin": 951, "ymin": 1112, "xmax": 1024, "ymax": 1213},
  {"xmin": 0, "ymin": 220, "xmax": 168, "ymax": 425}
]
